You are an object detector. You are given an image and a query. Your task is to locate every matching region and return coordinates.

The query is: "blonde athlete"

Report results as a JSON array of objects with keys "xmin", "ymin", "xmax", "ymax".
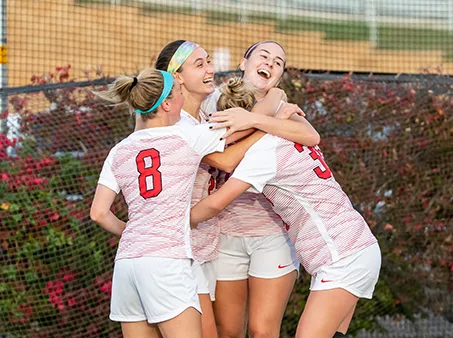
[
  {"xmin": 90, "ymin": 68, "xmax": 228, "ymax": 338},
  {"xmin": 203, "ymin": 41, "xmax": 320, "ymax": 338},
  {"xmin": 192, "ymin": 77, "xmax": 381, "ymax": 338}
]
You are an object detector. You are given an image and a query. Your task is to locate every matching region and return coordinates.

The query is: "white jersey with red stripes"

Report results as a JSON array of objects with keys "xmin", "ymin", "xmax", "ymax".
[
  {"xmin": 202, "ymin": 88, "xmax": 286, "ymax": 236},
  {"xmin": 216, "ymin": 175, "xmax": 286, "ymax": 236},
  {"xmin": 98, "ymin": 124, "xmax": 225, "ymax": 261},
  {"xmin": 176, "ymin": 110, "xmax": 221, "ymax": 263},
  {"xmin": 232, "ymin": 134, "xmax": 378, "ymax": 275}
]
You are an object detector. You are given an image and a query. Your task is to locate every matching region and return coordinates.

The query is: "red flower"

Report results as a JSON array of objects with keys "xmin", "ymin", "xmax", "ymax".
[
  {"xmin": 63, "ymin": 271, "xmax": 74, "ymax": 283},
  {"xmin": 49, "ymin": 212, "xmax": 60, "ymax": 221},
  {"xmin": 108, "ymin": 237, "xmax": 118, "ymax": 247},
  {"xmin": 100, "ymin": 281, "xmax": 112, "ymax": 294},
  {"xmin": 33, "ymin": 177, "xmax": 43, "ymax": 185},
  {"xmin": 67, "ymin": 298, "xmax": 76, "ymax": 307},
  {"xmin": 50, "ymin": 295, "xmax": 61, "ymax": 305},
  {"xmin": 40, "ymin": 157, "xmax": 54, "ymax": 166}
]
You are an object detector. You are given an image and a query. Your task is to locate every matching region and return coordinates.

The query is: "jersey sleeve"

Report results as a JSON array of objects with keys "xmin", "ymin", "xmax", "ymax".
[
  {"xmin": 97, "ymin": 147, "xmax": 120, "ymax": 194},
  {"xmin": 231, "ymin": 135, "xmax": 277, "ymax": 192},
  {"xmin": 184, "ymin": 124, "xmax": 226, "ymax": 157},
  {"xmin": 199, "ymin": 88, "xmax": 221, "ymax": 119}
]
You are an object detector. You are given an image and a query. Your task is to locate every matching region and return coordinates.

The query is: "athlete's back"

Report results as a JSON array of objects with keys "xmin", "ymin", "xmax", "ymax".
[{"xmin": 99, "ymin": 124, "xmax": 225, "ymax": 261}]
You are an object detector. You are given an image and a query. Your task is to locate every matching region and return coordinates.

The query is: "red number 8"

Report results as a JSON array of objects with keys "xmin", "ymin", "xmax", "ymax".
[
  {"xmin": 136, "ymin": 149, "xmax": 163, "ymax": 199},
  {"xmin": 294, "ymin": 143, "xmax": 332, "ymax": 179}
]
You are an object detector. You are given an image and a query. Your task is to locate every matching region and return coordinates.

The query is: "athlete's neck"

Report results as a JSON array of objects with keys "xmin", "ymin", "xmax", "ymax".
[
  {"xmin": 181, "ymin": 90, "xmax": 204, "ymax": 121},
  {"xmin": 254, "ymin": 89, "xmax": 267, "ymax": 101},
  {"xmin": 134, "ymin": 112, "xmax": 171, "ymax": 131}
]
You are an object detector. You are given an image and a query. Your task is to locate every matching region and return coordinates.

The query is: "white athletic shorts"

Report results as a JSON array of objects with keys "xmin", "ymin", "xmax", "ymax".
[
  {"xmin": 310, "ymin": 243, "xmax": 381, "ymax": 299},
  {"xmin": 110, "ymin": 256, "xmax": 201, "ymax": 324},
  {"xmin": 217, "ymin": 233, "xmax": 299, "ymax": 280},
  {"xmin": 192, "ymin": 259, "xmax": 217, "ymax": 301}
]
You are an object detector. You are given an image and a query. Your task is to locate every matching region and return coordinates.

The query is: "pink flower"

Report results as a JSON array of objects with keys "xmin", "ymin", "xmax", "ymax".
[
  {"xmin": 50, "ymin": 295, "xmax": 60, "ymax": 305},
  {"xmin": 44, "ymin": 281, "xmax": 55, "ymax": 292},
  {"xmin": 33, "ymin": 178, "xmax": 43, "ymax": 185},
  {"xmin": 384, "ymin": 224, "xmax": 393, "ymax": 231},
  {"xmin": 100, "ymin": 281, "xmax": 112, "ymax": 294},
  {"xmin": 49, "ymin": 212, "xmax": 60, "ymax": 221},
  {"xmin": 67, "ymin": 298, "xmax": 76, "ymax": 307},
  {"xmin": 63, "ymin": 271, "xmax": 74, "ymax": 283}
]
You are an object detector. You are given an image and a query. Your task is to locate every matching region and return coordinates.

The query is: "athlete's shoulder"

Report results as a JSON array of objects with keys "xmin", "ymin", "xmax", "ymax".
[{"xmin": 176, "ymin": 110, "xmax": 199, "ymax": 127}]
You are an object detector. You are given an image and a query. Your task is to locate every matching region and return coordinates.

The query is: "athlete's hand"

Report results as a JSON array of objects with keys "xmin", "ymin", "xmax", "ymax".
[
  {"xmin": 268, "ymin": 87, "xmax": 288, "ymax": 102},
  {"xmin": 274, "ymin": 102, "xmax": 305, "ymax": 119},
  {"xmin": 208, "ymin": 108, "xmax": 256, "ymax": 139}
]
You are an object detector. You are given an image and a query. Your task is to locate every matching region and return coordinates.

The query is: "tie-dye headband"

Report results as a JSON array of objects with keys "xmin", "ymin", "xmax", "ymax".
[{"xmin": 167, "ymin": 41, "xmax": 200, "ymax": 73}]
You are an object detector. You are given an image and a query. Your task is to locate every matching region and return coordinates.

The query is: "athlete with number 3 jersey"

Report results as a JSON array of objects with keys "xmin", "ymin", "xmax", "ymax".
[
  {"xmin": 191, "ymin": 78, "xmax": 382, "ymax": 338},
  {"xmin": 90, "ymin": 68, "xmax": 232, "ymax": 338}
]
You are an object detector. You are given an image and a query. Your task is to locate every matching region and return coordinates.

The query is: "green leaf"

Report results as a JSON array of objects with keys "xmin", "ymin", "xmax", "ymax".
[
  {"xmin": 12, "ymin": 214, "xmax": 23, "ymax": 222},
  {"xmin": 2, "ymin": 265, "xmax": 17, "ymax": 279},
  {"xmin": 25, "ymin": 271, "xmax": 39, "ymax": 283}
]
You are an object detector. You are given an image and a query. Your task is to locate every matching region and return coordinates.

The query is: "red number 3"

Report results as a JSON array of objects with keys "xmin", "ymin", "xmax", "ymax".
[
  {"xmin": 294, "ymin": 144, "xmax": 332, "ymax": 179},
  {"xmin": 136, "ymin": 149, "xmax": 163, "ymax": 198}
]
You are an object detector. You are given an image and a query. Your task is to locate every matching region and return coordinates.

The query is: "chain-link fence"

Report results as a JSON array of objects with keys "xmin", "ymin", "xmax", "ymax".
[{"xmin": 1, "ymin": 1, "xmax": 453, "ymax": 337}]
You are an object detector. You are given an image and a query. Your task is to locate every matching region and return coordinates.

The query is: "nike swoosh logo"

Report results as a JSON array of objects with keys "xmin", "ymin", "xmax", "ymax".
[
  {"xmin": 321, "ymin": 279, "xmax": 333, "ymax": 283},
  {"xmin": 278, "ymin": 264, "xmax": 291, "ymax": 269}
]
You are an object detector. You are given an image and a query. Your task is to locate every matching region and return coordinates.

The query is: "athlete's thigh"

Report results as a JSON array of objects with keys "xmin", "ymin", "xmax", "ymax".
[
  {"xmin": 296, "ymin": 289, "xmax": 358, "ymax": 338},
  {"xmin": 217, "ymin": 234, "xmax": 249, "ymax": 281},
  {"xmin": 199, "ymin": 293, "xmax": 218, "ymax": 338},
  {"xmin": 248, "ymin": 271, "xmax": 297, "ymax": 338},
  {"xmin": 248, "ymin": 233, "xmax": 299, "ymax": 279},
  {"xmin": 158, "ymin": 307, "xmax": 202, "ymax": 338},
  {"xmin": 214, "ymin": 280, "xmax": 248, "ymax": 338},
  {"xmin": 121, "ymin": 321, "xmax": 162, "ymax": 338}
]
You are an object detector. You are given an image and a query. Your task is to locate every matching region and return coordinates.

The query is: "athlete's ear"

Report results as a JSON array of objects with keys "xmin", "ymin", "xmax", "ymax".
[
  {"xmin": 239, "ymin": 58, "xmax": 247, "ymax": 72},
  {"xmin": 173, "ymin": 72, "xmax": 184, "ymax": 85},
  {"xmin": 161, "ymin": 99, "xmax": 171, "ymax": 112}
]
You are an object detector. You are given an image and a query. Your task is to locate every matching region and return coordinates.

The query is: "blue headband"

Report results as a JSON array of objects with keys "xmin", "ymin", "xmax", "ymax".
[{"xmin": 135, "ymin": 70, "xmax": 174, "ymax": 115}]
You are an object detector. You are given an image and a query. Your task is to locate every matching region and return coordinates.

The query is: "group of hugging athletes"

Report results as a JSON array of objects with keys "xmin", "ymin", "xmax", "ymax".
[{"xmin": 89, "ymin": 39, "xmax": 382, "ymax": 338}]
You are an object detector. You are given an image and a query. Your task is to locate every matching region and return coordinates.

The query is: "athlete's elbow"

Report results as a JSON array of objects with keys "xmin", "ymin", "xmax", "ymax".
[
  {"xmin": 209, "ymin": 200, "xmax": 226, "ymax": 215},
  {"xmin": 222, "ymin": 163, "xmax": 236, "ymax": 174},
  {"xmin": 90, "ymin": 207, "xmax": 106, "ymax": 224},
  {"xmin": 306, "ymin": 131, "xmax": 321, "ymax": 146},
  {"xmin": 214, "ymin": 159, "xmax": 237, "ymax": 173}
]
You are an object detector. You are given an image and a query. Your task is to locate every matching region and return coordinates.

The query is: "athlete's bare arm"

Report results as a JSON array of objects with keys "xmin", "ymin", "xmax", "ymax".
[
  {"xmin": 190, "ymin": 178, "xmax": 251, "ymax": 228},
  {"xmin": 209, "ymin": 90, "xmax": 320, "ymax": 145},
  {"xmin": 90, "ymin": 184, "xmax": 126, "ymax": 236},
  {"xmin": 253, "ymin": 87, "xmax": 288, "ymax": 115},
  {"xmin": 202, "ymin": 130, "xmax": 265, "ymax": 173}
]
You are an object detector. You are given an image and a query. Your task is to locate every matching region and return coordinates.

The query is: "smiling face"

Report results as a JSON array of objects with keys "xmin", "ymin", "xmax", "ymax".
[
  {"xmin": 240, "ymin": 42, "xmax": 286, "ymax": 99},
  {"xmin": 176, "ymin": 47, "xmax": 215, "ymax": 98}
]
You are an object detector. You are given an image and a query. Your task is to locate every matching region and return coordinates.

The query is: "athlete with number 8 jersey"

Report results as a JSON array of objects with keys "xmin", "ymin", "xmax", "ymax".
[
  {"xmin": 191, "ymin": 78, "xmax": 381, "ymax": 338},
  {"xmin": 90, "ymin": 68, "xmax": 229, "ymax": 338}
]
